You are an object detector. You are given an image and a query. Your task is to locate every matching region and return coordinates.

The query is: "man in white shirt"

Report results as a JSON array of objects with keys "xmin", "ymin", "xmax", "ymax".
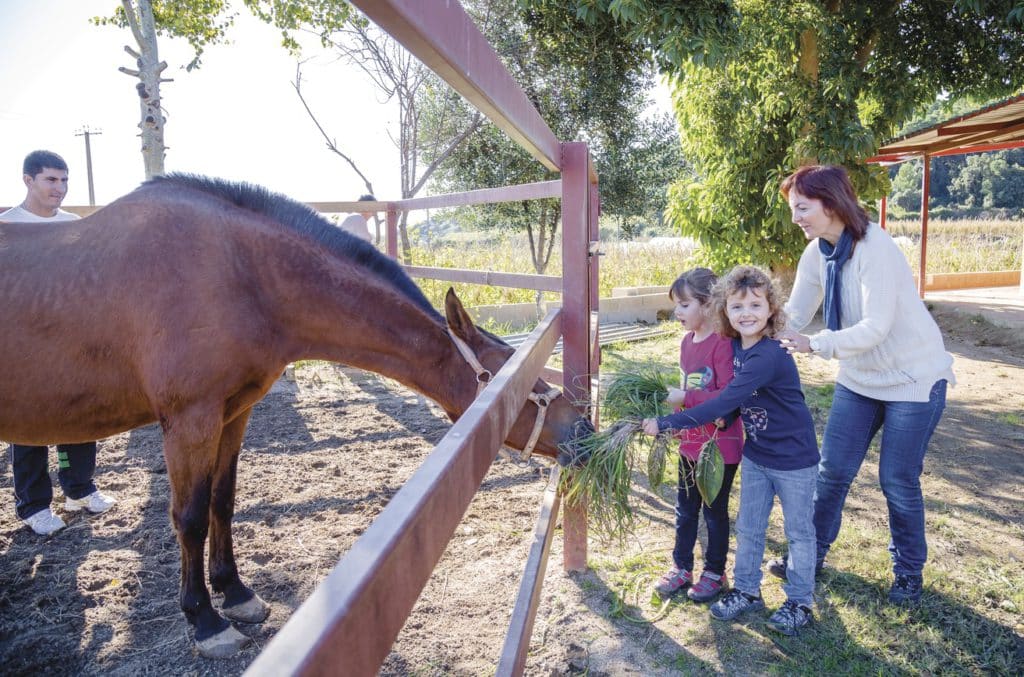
[
  {"xmin": 1, "ymin": 150, "xmax": 116, "ymax": 536},
  {"xmin": 338, "ymin": 193, "xmax": 378, "ymax": 243}
]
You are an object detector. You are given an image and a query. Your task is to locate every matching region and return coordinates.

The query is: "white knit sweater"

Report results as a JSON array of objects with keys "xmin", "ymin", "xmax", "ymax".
[{"xmin": 785, "ymin": 222, "xmax": 955, "ymax": 402}]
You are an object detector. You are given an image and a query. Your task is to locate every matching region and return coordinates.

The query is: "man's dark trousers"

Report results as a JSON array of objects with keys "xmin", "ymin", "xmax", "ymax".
[{"xmin": 10, "ymin": 442, "xmax": 97, "ymax": 519}]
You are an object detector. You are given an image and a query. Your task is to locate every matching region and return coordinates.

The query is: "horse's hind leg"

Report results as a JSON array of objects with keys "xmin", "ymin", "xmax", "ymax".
[
  {"xmin": 163, "ymin": 409, "xmax": 250, "ymax": 659},
  {"xmin": 208, "ymin": 407, "xmax": 269, "ymax": 624}
]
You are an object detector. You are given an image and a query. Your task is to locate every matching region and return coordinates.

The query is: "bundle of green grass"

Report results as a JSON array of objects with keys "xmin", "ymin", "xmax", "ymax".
[{"xmin": 560, "ymin": 363, "xmax": 725, "ymax": 540}]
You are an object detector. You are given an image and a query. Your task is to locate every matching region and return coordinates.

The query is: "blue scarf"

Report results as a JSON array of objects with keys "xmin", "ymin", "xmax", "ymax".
[{"xmin": 819, "ymin": 229, "xmax": 854, "ymax": 331}]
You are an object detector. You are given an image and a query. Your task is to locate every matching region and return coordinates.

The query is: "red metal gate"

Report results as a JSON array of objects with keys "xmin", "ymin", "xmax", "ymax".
[{"xmin": 245, "ymin": 1, "xmax": 600, "ymax": 675}]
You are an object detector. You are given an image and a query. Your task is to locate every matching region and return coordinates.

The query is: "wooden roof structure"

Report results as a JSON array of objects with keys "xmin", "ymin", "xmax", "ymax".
[
  {"xmin": 865, "ymin": 93, "xmax": 1024, "ymax": 297},
  {"xmin": 866, "ymin": 93, "xmax": 1024, "ymax": 164}
]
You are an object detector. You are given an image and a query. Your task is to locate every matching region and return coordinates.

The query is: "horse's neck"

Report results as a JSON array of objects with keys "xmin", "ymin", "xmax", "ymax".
[{"xmin": 276, "ymin": 265, "xmax": 467, "ymax": 416}]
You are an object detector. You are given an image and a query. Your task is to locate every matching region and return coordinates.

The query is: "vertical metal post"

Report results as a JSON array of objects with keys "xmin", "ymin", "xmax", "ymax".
[
  {"xmin": 1019, "ymin": 226, "xmax": 1024, "ymax": 298},
  {"xmin": 918, "ymin": 155, "xmax": 931, "ymax": 298},
  {"xmin": 588, "ymin": 176, "xmax": 601, "ymax": 426},
  {"xmin": 560, "ymin": 142, "xmax": 591, "ymax": 572},
  {"xmin": 386, "ymin": 208, "xmax": 399, "ymax": 259}
]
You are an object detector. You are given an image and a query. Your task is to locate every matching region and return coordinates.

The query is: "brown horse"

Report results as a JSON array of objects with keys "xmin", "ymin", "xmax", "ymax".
[{"xmin": 0, "ymin": 174, "xmax": 592, "ymax": 658}]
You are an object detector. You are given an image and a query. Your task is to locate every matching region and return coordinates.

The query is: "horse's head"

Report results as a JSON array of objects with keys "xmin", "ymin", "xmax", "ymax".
[{"xmin": 443, "ymin": 289, "xmax": 594, "ymax": 466}]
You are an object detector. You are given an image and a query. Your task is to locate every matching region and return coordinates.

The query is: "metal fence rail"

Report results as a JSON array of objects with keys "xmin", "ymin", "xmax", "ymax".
[
  {"xmin": 244, "ymin": 311, "xmax": 564, "ymax": 676},
  {"xmin": 504, "ymin": 322, "xmax": 671, "ymax": 353}
]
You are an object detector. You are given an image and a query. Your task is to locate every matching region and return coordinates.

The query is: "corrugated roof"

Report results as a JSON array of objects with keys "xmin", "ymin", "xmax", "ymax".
[{"xmin": 866, "ymin": 93, "xmax": 1024, "ymax": 163}]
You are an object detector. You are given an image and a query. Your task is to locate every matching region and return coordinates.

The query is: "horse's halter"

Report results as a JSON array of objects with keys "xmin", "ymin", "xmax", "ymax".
[{"xmin": 447, "ymin": 327, "xmax": 562, "ymax": 463}]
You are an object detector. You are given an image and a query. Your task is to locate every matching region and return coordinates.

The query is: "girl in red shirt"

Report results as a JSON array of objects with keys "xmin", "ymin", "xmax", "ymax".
[{"xmin": 654, "ymin": 268, "xmax": 744, "ymax": 602}]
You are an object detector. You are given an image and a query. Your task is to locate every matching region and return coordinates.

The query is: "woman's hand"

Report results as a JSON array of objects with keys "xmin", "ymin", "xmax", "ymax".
[
  {"xmin": 641, "ymin": 418, "xmax": 660, "ymax": 436},
  {"xmin": 778, "ymin": 329, "xmax": 812, "ymax": 354}
]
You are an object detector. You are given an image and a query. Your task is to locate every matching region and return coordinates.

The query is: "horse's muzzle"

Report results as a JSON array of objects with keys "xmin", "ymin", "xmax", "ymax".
[{"xmin": 556, "ymin": 417, "xmax": 595, "ymax": 468}]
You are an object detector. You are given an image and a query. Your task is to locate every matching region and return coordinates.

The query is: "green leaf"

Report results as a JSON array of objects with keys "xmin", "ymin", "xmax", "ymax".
[{"xmin": 694, "ymin": 438, "xmax": 724, "ymax": 506}]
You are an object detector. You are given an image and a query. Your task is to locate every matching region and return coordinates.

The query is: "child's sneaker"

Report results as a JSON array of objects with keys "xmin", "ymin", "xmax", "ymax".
[
  {"xmin": 767, "ymin": 600, "xmax": 813, "ymax": 635},
  {"xmin": 65, "ymin": 490, "xmax": 117, "ymax": 514},
  {"xmin": 653, "ymin": 566, "xmax": 692, "ymax": 597},
  {"xmin": 687, "ymin": 570, "xmax": 727, "ymax": 603},
  {"xmin": 709, "ymin": 589, "xmax": 764, "ymax": 620},
  {"xmin": 888, "ymin": 574, "xmax": 923, "ymax": 605},
  {"xmin": 23, "ymin": 508, "xmax": 66, "ymax": 535}
]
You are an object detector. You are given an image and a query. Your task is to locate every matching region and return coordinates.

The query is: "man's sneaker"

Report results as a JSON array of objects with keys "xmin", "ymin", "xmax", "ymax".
[
  {"xmin": 767, "ymin": 600, "xmax": 813, "ymax": 636},
  {"xmin": 888, "ymin": 574, "xmax": 923, "ymax": 605},
  {"xmin": 687, "ymin": 570, "xmax": 728, "ymax": 603},
  {"xmin": 766, "ymin": 557, "xmax": 825, "ymax": 581},
  {"xmin": 23, "ymin": 508, "xmax": 66, "ymax": 536},
  {"xmin": 653, "ymin": 566, "xmax": 692, "ymax": 597},
  {"xmin": 710, "ymin": 589, "xmax": 764, "ymax": 620},
  {"xmin": 65, "ymin": 490, "xmax": 117, "ymax": 514}
]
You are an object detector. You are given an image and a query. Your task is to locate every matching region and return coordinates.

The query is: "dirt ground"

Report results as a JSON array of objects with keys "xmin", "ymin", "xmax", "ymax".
[{"xmin": 1, "ymin": 305, "xmax": 1022, "ymax": 675}]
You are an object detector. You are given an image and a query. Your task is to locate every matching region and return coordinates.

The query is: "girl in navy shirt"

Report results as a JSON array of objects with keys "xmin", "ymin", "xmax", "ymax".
[{"xmin": 642, "ymin": 265, "xmax": 819, "ymax": 636}]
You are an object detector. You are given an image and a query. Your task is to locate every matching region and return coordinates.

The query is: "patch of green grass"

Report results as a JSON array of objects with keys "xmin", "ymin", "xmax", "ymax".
[
  {"xmin": 570, "ymin": 329, "xmax": 1024, "ymax": 675},
  {"xmin": 804, "ymin": 383, "xmax": 835, "ymax": 412},
  {"xmin": 997, "ymin": 412, "xmax": 1022, "ymax": 426}
]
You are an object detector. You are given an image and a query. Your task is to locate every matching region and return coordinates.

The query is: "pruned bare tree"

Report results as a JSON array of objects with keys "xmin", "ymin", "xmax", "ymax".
[
  {"xmin": 293, "ymin": 62, "xmax": 383, "ymax": 241},
  {"xmin": 295, "ymin": 20, "xmax": 483, "ymax": 259},
  {"xmin": 115, "ymin": 0, "xmax": 172, "ymax": 179}
]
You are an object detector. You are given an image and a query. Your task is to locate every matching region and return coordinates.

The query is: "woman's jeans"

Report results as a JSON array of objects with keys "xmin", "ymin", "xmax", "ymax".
[
  {"xmin": 672, "ymin": 458, "xmax": 738, "ymax": 575},
  {"xmin": 733, "ymin": 458, "xmax": 817, "ymax": 607},
  {"xmin": 814, "ymin": 380, "xmax": 948, "ymax": 576}
]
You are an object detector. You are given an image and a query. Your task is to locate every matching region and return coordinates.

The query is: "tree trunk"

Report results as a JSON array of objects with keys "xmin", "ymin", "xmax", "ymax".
[
  {"xmin": 795, "ymin": 27, "xmax": 820, "ymax": 167},
  {"xmin": 119, "ymin": 0, "xmax": 168, "ymax": 179},
  {"xmin": 526, "ymin": 202, "xmax": 560, "ymax": 318}
]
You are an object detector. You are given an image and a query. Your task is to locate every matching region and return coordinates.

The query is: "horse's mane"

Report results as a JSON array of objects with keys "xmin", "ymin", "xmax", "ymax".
[{"xmin": 147, "ymin": 173, "xmax": 441, "ymax": 319}]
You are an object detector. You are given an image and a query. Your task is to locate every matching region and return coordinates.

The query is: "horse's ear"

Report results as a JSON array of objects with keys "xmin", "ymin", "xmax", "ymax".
[{"xmin": 445, "ymin": 287, "xmax": 478, "ymax": 342}]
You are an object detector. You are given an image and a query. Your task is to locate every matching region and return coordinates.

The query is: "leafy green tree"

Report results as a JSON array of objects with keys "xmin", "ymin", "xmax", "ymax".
[
  {"xmin": 950, "ymin": 149, "xmax": 1024, "ymax": 211},
  {"xmin": 538, "ymin": 0, "xmax": 1024, "ymax": 270},
  {"xmin": 594, "ymin": 111, "xmax": 686, "ymax": 238},
  {"xmin": 428, "ymin": 0, "xmax": 671, "ymax": 299},
  {"xmin": 888, "ymin": 154, "xmax": 967, "ymax": 216},
  {"xmin": 890, "ymin": 161, "xmax": 923, "ymax": 214}
]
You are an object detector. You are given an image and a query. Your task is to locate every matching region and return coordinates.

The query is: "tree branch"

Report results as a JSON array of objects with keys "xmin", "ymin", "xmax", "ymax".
[
  {"xmin": 292, "ymin": 62, "xmax": 375, "ymax": 195},
  {"xmin": 408, "ymin": 113, "xmax": 483, "ymax": 197},
  {"xmin": 120, "ymin": 0, "xmax": 146, "ymax": 48}
]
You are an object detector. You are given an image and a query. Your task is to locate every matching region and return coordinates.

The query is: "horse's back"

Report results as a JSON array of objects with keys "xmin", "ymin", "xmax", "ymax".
[{"xmin": 0, "ymin": 185, "xmax": 285, "ymax": 445}]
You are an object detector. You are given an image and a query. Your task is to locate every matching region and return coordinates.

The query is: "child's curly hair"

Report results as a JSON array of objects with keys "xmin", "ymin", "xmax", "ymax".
[{"xmin": 711, "ymin": 265, "xmax": 787, "ymax": 339}]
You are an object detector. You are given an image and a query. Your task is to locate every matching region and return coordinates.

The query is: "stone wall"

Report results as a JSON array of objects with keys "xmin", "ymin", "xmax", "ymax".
[{"xmin": 468, "ymin": 287, "xmax": 674, "ymax": 329}]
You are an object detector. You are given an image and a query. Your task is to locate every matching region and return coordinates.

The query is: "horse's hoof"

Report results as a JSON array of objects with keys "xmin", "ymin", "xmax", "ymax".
[
  {"xmin": 222, "ymin": 593, "xmax": 270, "ymax": 624},
  {"xmin": 196, "ymin": 625, "xmax": 251, "ymax": 659}
]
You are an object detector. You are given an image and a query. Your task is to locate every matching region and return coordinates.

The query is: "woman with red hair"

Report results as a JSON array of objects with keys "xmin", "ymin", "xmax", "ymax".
[{"xmin": 775, "ymin": 164, "xmax": 954, "ymax": 606}]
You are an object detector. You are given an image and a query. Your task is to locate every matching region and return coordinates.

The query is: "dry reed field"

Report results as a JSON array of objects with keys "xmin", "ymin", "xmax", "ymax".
[
  {"xmin": 885, "ymin": 218, "xmax": 1023, "ymax": 275},
  {"xmin": 410, "ymin": 218, "xmax": 1021, "ymax": 318}
]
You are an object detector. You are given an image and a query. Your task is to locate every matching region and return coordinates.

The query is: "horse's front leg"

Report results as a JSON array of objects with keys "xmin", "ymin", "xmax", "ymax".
[
  {"xmin": 163, "ymin": 408, "xmax": 251, "ymax": 659},
  {"xmin": 208, "ymin": 407, "xmax": 269, "ymax": 624}
]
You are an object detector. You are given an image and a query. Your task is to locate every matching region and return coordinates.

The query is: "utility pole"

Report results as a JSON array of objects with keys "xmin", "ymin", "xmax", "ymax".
[{"xmin": 75, "ymin": 126, "xmax": 102, "ymax": 205}]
